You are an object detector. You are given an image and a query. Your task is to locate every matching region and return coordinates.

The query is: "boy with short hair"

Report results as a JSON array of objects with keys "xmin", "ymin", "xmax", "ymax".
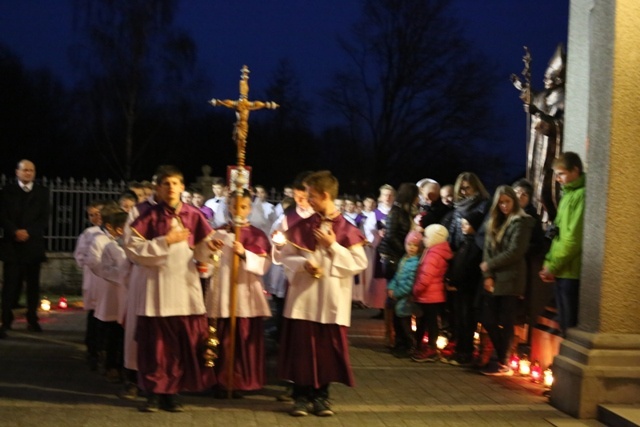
[
  {"xmin": 275, "ymin": 170, "xmax": 368, "ymax": 417},
  {"xmin": 205, "ymin": 178, "xmax": 229, "ymax": 228},
  {"xmin": 125, "ymin": 166, "xmax": 220, "ymax": 412},
  {"xmin": 88, "ymin": 206, "xmax": 128, "ymax": 382},
  {"xmin": 539, "ymin": 152, "xmax": 586, "ymax": 336},
  {"xmin": 205, "ymin": 189, "xmax": 272, "ymax": 397},
  {"xmin": 73, "ymin": 199, "xmax": 106, "ymax": 370}
]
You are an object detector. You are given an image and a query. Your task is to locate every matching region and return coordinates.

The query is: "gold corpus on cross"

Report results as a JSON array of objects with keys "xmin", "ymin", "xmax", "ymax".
[
  {"xmin": 209, "ymin": 65, "xmax": 279, "ymax": 168},
  {"xmin": 208, "ymin": 65, "xmax": 278, "ymax": 398}
]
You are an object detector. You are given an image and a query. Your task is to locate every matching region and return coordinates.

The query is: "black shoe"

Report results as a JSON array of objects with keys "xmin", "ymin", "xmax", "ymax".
[
  {"xmin": 289, "ymin": 398, "xmax": 310, "ymax": 417},
  {"xmin": 138, "ymin": 394, "xmax": 159, "ymax": 413},
  {"xmin": 117, "ymin": 382, "xmax": 139, "ymax": 400},
  {"xmin": 27, "ymin": 323, "xmax": 42, "ymax": 333},
  {"xmin": 276, "ymin": 386, "xmax": 293, "ymax": 402},
  {"xmin": 212, "ymin": 388, "xmax": 243, "ymax": 399},
  {"xmin": 312, "ymin": 398, "xmax": 335, "ymax": 416},
  {"xmin": 160, "ymin": 395, "xmax": 184, "ymax": 412},
  {"xmin": 87, "ymin": 355, "xmax": 99, "ymax": 371},
  {"xmin": 370, "ymin": 310, "xmax": 384, "ymax": 319}
]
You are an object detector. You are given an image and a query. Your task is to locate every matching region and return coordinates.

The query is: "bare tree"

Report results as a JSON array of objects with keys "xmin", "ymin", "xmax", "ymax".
[
  {"xmin": 248, "ymin": 58, "xmax": 319, "ymax": 187},
  {"xmin": 71, "ymin": 0, "xmax": 198, "ymax": 180},
  {"xmin": 324, "ymin": 0, "xmax": 499, "ymax": 185}
]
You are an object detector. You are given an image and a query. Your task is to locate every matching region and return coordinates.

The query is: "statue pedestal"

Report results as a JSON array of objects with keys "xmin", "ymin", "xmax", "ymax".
[{"xmin": 550, "ymin": 330, "xmax": 640, "ymax": 418}]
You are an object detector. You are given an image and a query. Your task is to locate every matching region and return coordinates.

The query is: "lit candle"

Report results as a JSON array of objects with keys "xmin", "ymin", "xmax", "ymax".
[
  {"xmin": 58, "ymin": 296, "xmax": 68, "ymax": 309},
  {"xmin": 436, "ymin": 335, "xmax": 449, "ymax": 350},
  {"xmin": 518, "ymin": 356, "xmax": 531, "ymax": 376},
  {"xmin": 509, "ymin": 354, "xmax": 520, "ymax": 371},
  {"xmin": 40, "ymin": 298, "xmax": 51, "ymax": 312},
  {"xmin": 272, "ymin": 230, "xmax": 286, "ymax": 246},
  {"xmin": 530, "ymin": 361, "xmax": 542, "ymax": 383},
  {"xmin": 543, "ymin": 368, "xmax": 554, "ymax": 388}
]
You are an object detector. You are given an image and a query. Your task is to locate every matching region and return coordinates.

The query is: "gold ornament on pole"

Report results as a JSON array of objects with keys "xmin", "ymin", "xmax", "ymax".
[{"xmin": 209, "ymin": 65, "xmax": 278, "ymax": 398}]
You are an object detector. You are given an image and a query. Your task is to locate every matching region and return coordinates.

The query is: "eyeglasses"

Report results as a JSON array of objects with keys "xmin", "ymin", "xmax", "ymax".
[{"xmin": 460, "ymin": 185, "xmax": 472, "ymax": 192}]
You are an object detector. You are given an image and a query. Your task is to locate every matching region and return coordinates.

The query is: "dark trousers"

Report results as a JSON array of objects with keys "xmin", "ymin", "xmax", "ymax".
[
  {"xmin": 451, "ymin": 290, "xmax": 478, "ymax": 356},
  {"xmin": 415, "ymin": 303, "xmax": 441, "ymax": 350},
  {"xmin": 481, "ymin": 294, "xmax": 518, "ymax": 366},
  {"xmin": 85, "ymin": 310, "xmax": 99, "ymax": 358},
  {"xmin": 98, "ymin": 320, "xmax": 124, "ymax": 370},
  {"xmin": 292, "ymin": 383, "xmax": 329, "ymax": 401},
  {"xmin": 272, "ymin": 295, "xmax": 285, "ymax": 340},
  {"xmin": 555, "ymin": 278, "xmax": 579, "ymax": 335},
  {"xmin": 392, "ymin": 313, "xmax": 415, "ymax": 350},
  {"xmin": 1, "ymin": 261, "xmax": 41, "ymax": 327}
]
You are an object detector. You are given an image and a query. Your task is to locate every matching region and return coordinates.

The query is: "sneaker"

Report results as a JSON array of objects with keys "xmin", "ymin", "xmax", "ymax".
[
  {"xmin": 448, "ymin": 354, "xmax": 473, "ymax": 367},
  {"xmin": 105, "ymin": 368, "xmax": 122, "ymax": 383},
  {"xmin": 370, "ymin": 310, "xmax": 384, "ymax": 319},
  {"xmin": 391, "ymin": 347, "xmax": 411, "ymax": 359},
  {"xmin": 412, "ymin": 348, "xmax": 439, "ymax": 363},
  {"xmin": 87, "ymin": 355, "xmax": 99, "ymax": 371},
  {"xmin": 289, "ymin": 398, "xmax": 310, "ymax": 417},
  {"xmin": 117, "ymin": 382, "xmax": 139, "ymax": 400},
  {"xmin": 139, "ymin": 395, "xmax": 159, "ymax": 413},
  {"xmin": 161, "ymin": 394, "xmax": 185, "ymax": 412},
  {"xmin": 276, "ymin": 386, "xmax": 293, "ymax": 402},
  {"xmin": 439, "ymin": 354, "xmax": 453, "ymax": 364},
  {"xmin": 27, "ymin": 323, "xmax": 43, "ymax": 333},
  {"xmin": 312, "ymin": 398, "xmax": 335, "ymax": 417},
  {"xmin": 482, "ymin": 364, "xmax": 514, "ymax": 376}
]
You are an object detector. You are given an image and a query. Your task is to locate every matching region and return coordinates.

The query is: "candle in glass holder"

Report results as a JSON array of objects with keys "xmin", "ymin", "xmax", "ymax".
[
  {"xmin": 518, "ymin": 355, "xmax": 531, "ymax": 376},
  {"xmin": 530, "ymin": 361, "xmax": 542, "ymax": 382},
  {"xmin": 543, "ymin": 368, "xmax": 554, "ymax": 388},
  {"xmin": 509, "ymin": 354, "xmax": 520, "ymax": 371}
]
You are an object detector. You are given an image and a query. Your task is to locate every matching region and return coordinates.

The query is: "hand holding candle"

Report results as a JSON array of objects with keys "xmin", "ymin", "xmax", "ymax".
[
  {"xmin": 272, "ymin": 230, "xmax": 286, "ymax": 247},
  {"xmin": 305, "ymin": 260, "xmax": 322, "ymax": 279}
]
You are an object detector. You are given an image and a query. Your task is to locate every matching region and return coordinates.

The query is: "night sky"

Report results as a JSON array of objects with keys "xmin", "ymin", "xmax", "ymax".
[{"xmin": 0, "ymin": 0, "xmax": 569, "ymax": 182}]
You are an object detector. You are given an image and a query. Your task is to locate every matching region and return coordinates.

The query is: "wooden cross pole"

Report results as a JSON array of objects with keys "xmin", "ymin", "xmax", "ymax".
[{"xmin": 209, "ymin": 65, "xmax": 278, "ymax": 398}]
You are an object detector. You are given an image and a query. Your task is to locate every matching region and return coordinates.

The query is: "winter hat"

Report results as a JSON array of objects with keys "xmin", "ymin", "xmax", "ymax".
[
  {"xmin": 424, "ymin": 224, "xmax": 449, "ymax": 247},
  {"xmin": 463, "ymin": 210, "xmax": 485, "ymax": 232},
  {"xmin": 405, "ymin": 230, "xmax": 424, "ymax": 247}
]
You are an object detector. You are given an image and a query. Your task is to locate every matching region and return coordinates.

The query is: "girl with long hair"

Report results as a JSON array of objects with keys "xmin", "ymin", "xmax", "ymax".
[{"xmin": 479, "ymin": 185, "xmax": 534, "ymax": 376}]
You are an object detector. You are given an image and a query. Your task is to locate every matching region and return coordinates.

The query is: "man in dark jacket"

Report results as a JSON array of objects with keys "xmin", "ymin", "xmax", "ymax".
[{"xmin": 0, "ymin": 160, "xmax": 50, "ymax": 336}]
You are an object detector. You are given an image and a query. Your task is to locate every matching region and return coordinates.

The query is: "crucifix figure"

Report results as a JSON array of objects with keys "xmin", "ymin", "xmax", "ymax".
[
  {"xmin": 209, "ymin": 65, "xmax": 279, "ymax": 168},
  {"xmin": 208, "ymin": 65, "xmax": 278, "ymax": 398}
]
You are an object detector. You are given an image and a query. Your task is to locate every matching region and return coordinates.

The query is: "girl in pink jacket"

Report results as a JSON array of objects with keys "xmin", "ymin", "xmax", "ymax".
[{"xmin": 412, "ymin": 224, "xmax": 453, "ymax": 362}]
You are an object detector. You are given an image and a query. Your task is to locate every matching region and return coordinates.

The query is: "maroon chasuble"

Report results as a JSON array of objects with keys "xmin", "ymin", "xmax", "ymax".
[
  {"xmin": 286, "ymin": 212, "xmax": 366, "ymax": 251},
  {"xmin": 131, "ymin": 202, "xmax": 212, "ymax": 246}
]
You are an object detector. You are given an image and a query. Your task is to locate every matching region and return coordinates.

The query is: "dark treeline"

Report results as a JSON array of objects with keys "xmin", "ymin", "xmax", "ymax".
[{"xmin": 0, "ymin": 0, "xmax": 511, "ymax": 196}]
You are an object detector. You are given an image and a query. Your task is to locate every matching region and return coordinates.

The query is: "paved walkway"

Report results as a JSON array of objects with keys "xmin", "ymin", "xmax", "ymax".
[{"xmin": 0, "ymin": 306, "xmax": 595, "ymax": 426}]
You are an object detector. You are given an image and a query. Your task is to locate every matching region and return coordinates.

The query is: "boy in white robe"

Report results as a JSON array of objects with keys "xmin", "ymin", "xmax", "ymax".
[
  {"xmin": 88, "ymin": 207, "xmax": 129, "ymax": 382},
  {"xmin": 205, "ymin": 189, "xmax": 272, "ymax": 396},
  {"xmin": 73, "ymin": 200, "xmax": 105, "ymax": 370},
  {"xmin": 125, "ymin": 166, "xmax": 221, "ymax": 413},
  {"xmin": 274, "ymin": 170, "xmax": 367, "ymax": 417}
]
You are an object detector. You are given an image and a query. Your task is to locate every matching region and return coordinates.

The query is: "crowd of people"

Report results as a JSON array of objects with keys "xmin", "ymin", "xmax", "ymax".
[{"xmin": 0, "ymin": 153, "xmax": 586, "ymax": 416}]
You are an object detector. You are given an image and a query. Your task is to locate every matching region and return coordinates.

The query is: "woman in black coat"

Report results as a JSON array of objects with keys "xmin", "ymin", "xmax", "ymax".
[{"xmin": 377, "ymin": 183, "xmax": 419, "ymax": 280}]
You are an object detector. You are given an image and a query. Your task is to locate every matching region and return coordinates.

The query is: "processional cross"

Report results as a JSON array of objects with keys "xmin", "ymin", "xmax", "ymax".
[{"xmin": 208, "ymin": 65, "xmax": 278, "ymax": 397}]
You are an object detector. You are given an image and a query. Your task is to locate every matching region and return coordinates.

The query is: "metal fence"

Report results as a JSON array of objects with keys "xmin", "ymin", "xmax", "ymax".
[
  {"xmin": 0, "ymin": 175, "xmax": 128, "ymax": 252},
  {"xmin": 0, "ymin": 175, "xmax": 287, "ymax": 253}
]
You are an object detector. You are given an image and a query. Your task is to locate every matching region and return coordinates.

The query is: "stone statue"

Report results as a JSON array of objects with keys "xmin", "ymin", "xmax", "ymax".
[{"xmin": 512, "ymin": 44, "xmax": 566, "ymax": 221}]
